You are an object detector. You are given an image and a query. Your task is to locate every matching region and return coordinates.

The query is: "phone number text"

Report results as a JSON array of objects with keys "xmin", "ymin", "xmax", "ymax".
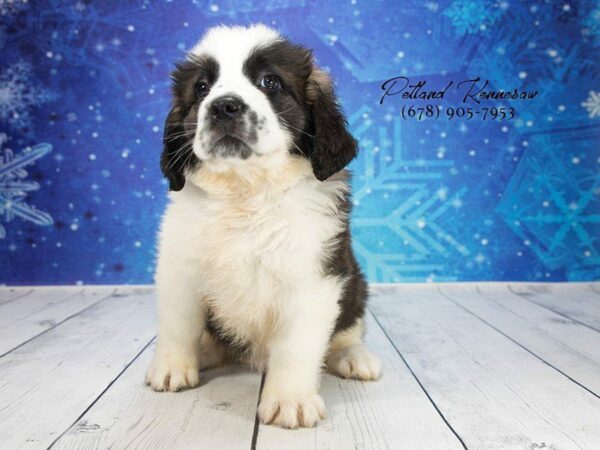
[{"xmin": 400, "ymin": 105, "xmax": 516, "ymax": 121}]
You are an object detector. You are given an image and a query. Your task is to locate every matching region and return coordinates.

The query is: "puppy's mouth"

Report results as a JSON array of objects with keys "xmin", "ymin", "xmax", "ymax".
[{"xmin": 210, "ymin": 134, "xmax": 253, "ymax": 160}]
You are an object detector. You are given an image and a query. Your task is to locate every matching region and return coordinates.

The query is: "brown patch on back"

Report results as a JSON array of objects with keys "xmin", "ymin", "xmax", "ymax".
[{"xmin": 323, "ymin": 179, "xmax": 369, "ymax": 335}]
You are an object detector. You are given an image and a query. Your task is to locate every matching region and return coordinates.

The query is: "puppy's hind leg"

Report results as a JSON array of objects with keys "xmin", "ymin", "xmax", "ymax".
[
  {"xmin": 197, "ymin": 331, "xmax": 227, "ymax": 371},
  {"xmin": 326, "ymin": 318, "xmax": 381, "ymax": 381}
]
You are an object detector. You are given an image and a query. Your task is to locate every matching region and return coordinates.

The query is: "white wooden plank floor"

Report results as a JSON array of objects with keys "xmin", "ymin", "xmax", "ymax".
[{"xmin": 0, "ymin": 283, "xmax": 599, "ymax": 449}]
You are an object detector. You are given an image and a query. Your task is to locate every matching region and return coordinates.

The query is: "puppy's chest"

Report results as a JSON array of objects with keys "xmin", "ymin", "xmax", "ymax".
[
  {"xmin": 193, "ymin": 184, "xmax": 343, "ymax": 351},
  {"xmin": 194, "ymin": 184, "xmax": 342, "ymax": 286}
]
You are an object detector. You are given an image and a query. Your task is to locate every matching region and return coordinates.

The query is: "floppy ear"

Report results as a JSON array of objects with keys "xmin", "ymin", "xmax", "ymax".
[
  {"xmin": 160, "ymin": 107, "xmax": 187, "ymax": 191},
  {"xmin": 306, "ymin": 69, "xmax": 358, "ymax": 181}
]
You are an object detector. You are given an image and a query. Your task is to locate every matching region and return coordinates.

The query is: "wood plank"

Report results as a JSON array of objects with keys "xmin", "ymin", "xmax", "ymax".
[
  {"xmin": 0, "ymin": 287, "xmax": 115, "ymax": 356},
  {"xmin": 255, "ymin": 313, "xmax": 463, "ymax": 450},
  {"xmin": 0, "ymin": 287, "xmax": 156, "ymax": 449},
  {"xmin": 0, "ymin": 287, "xmax": 33, "ymax": 305},
  {"xmin": 370, "ymin": 285, "xmax": 600, "ymax": 449},
  {"xmin": 506, "ymin": 283, "xmax": 600, "ymax": 331},
  {"xmin": 53, "ymin": 344, "xmax": 262, "ymax": 450},
  {"xmin": 440, "ymin": 284, "xmax": 600, "ymax": 397}
]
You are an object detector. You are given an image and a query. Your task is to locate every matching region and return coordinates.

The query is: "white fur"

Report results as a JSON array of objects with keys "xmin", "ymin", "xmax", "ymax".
[{"xmin": 147, "ymin": 25, "xmax": 379, "ymax": 429}]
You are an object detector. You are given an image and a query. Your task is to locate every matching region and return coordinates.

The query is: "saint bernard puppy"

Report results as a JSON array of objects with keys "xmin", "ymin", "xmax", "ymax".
[{"xmin": 146, "ymin": 24, "xmax": 381, "ymax": 429}]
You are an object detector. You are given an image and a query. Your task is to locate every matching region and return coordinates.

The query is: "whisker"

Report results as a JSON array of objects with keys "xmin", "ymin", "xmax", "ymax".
[
  {"xmin": 275, "ymin": 106, "xmax": 295, "ymax": 117},
  {"xmin": 170, "ymin": 120, "xmax": 201, "ymax": 125},
  {"xmin": 167, "ymin": 141, "xmax": 194, "ymax": 170},
  {"xmin": 279, "ymin": 117, "xmax": 315, "ymax": 138},
  {"xmin": 290, "ymin": 141, "xmax": 308, "ymax": 159},
  {"xmin": 168, "ymin": 150, "xmax": 191, "ymax": 171},
  {"xmin": 166, "ymin": 149, "xmax": 186, "ymax": 170},
  {"xmin": 166, "ymin": 131, "xmax": 193, "ymax": 141},
  {"xmin": 183, "ymin": 144, "xmax": 197, "ymax": 170}
]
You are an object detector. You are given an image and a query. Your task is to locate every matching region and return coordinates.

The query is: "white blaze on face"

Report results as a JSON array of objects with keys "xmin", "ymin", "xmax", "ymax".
[{"xmin": 189, "ymin": 25, "xmax": 292, "ymax": 169}]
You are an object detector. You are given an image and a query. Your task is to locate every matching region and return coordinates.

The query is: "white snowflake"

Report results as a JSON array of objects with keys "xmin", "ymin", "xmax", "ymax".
[
  {"xmin": 0, "ymin": 133, "xmax": 53, "ymax": 238},
  {"xmin": 0, "ymin": 61, "xmax": 56, "ymax": 131},
  {"xmin": 582, "ymin": 90, "xmax": 600, "ymax": 118},
  {"xmin": 425, "ymin": 2, "xmax": 439, "ymax": 12}
]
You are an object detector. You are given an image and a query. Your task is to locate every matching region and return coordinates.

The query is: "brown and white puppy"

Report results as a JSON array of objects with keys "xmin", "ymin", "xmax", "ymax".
[{"xmin": 146, "ymin": 24, "xmax": 380, "ymax": 429}]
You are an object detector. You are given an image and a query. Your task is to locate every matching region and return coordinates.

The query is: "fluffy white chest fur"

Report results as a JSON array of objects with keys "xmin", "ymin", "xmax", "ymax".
[{"xmin": 156, "ymin": 157, "xmax": 347, "ymax": 366}]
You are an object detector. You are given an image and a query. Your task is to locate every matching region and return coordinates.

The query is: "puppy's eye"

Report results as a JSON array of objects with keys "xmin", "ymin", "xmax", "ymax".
[
  {"xmin": 196, "ymin": 81, "xmax": 210, "ymax": 97},
  {"xmin": 259, "ymin": 74, "xmax": 281, "ymax": 90}
]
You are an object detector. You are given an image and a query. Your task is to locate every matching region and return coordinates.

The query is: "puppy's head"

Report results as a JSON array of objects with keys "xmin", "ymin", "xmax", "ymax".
[{"xmin": 161, "ymin": 24, "xmax": 357, "ymax": 191}]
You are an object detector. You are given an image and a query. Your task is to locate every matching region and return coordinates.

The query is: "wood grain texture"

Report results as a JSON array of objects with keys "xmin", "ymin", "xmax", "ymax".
[
  {"xmin": 1, "ymin": 283, "xmax": 600, "ymax": 449},
  {"xmin": 507, "ymin": 283, "xmax": 600, "ymax": 331},
  {"xmin": 0, "ymin": 287, "xmax": 33, "ymax": 305},
  {"xmin": 255, "ymin": 313, "xmax": 463, "ymax": 450},
  {"xmin": 0, "ymin": 286, "xmax": 115, "ymax": 356},
  {"xmin": 370, "ymin": 285, "xmax": 600, "ymax": 449},
  {"xmin": 53, "ymin": 344, "xmax": 263, "ymax": 450},
  {"xmin": 0, "ymin": 287, "xmax": 156, "ymax": 449},
  {"xmin": 440, "ymin": 284, "xmax": 600, "ymax": 397}
]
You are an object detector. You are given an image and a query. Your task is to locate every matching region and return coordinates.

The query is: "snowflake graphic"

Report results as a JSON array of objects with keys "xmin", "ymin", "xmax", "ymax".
[
  {"xmin": 0, "ymin": 0, "xmax": 29, "ymax": 16},
  {"xmin": 0, "ymin": 61, "xmax": 56, "ymax": 131},
  {"xmin": 497, "ymin": 133, "xmax": 600, "ymax": 277},
  {"xmin": 349, "ymin": 106, "xmax": 469, "ymax": 282},
  {"xmin": 443, "ymin": 0, "xmax": 505, "ymax": 35},
  {"xmin": 582, "ymin": 90, "xmax": 600, "ymax": 118},
  {"xmin": 0, "ymin": 134, "xmax": 53, "ymax": 239}
]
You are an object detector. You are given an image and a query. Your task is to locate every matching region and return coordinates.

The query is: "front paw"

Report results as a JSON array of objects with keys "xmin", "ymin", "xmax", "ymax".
[
  {"xmin": 258, "ymin": 392, "xmax": 326, "ymax": 429},
  {"xmin": 145, "ymin": 351, "xmax": 200, "ymax": 392}
]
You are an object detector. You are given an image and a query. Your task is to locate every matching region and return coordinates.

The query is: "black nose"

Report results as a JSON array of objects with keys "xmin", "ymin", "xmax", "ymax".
[{"xmin": 210, "ymin": 96, "xmax": 245, "ymax": 120}]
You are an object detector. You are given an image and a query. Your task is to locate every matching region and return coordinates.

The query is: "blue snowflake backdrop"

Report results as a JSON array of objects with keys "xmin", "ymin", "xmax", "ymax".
[{"xmin": 0, "ymin": 0, "xmax": 598, "ymax": 285}]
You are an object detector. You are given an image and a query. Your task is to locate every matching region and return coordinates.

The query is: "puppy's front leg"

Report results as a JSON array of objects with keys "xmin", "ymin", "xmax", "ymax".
[
  {"xmin": 258, "ymin": 282, "xmax": 341, "ymax": 429},
  {"xmin": 146, "ymin": 267, "xmax": 204, "ymax": 392}
]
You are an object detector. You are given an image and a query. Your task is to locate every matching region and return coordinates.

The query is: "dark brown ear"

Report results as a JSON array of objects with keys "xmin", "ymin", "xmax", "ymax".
[
  {"xmin": 160, "ymin": 107, "xmax": 187, "ymax": 191},
  {"xmin": 306, "ymin": 69, "xmax": 358, "ymax": 181}
]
